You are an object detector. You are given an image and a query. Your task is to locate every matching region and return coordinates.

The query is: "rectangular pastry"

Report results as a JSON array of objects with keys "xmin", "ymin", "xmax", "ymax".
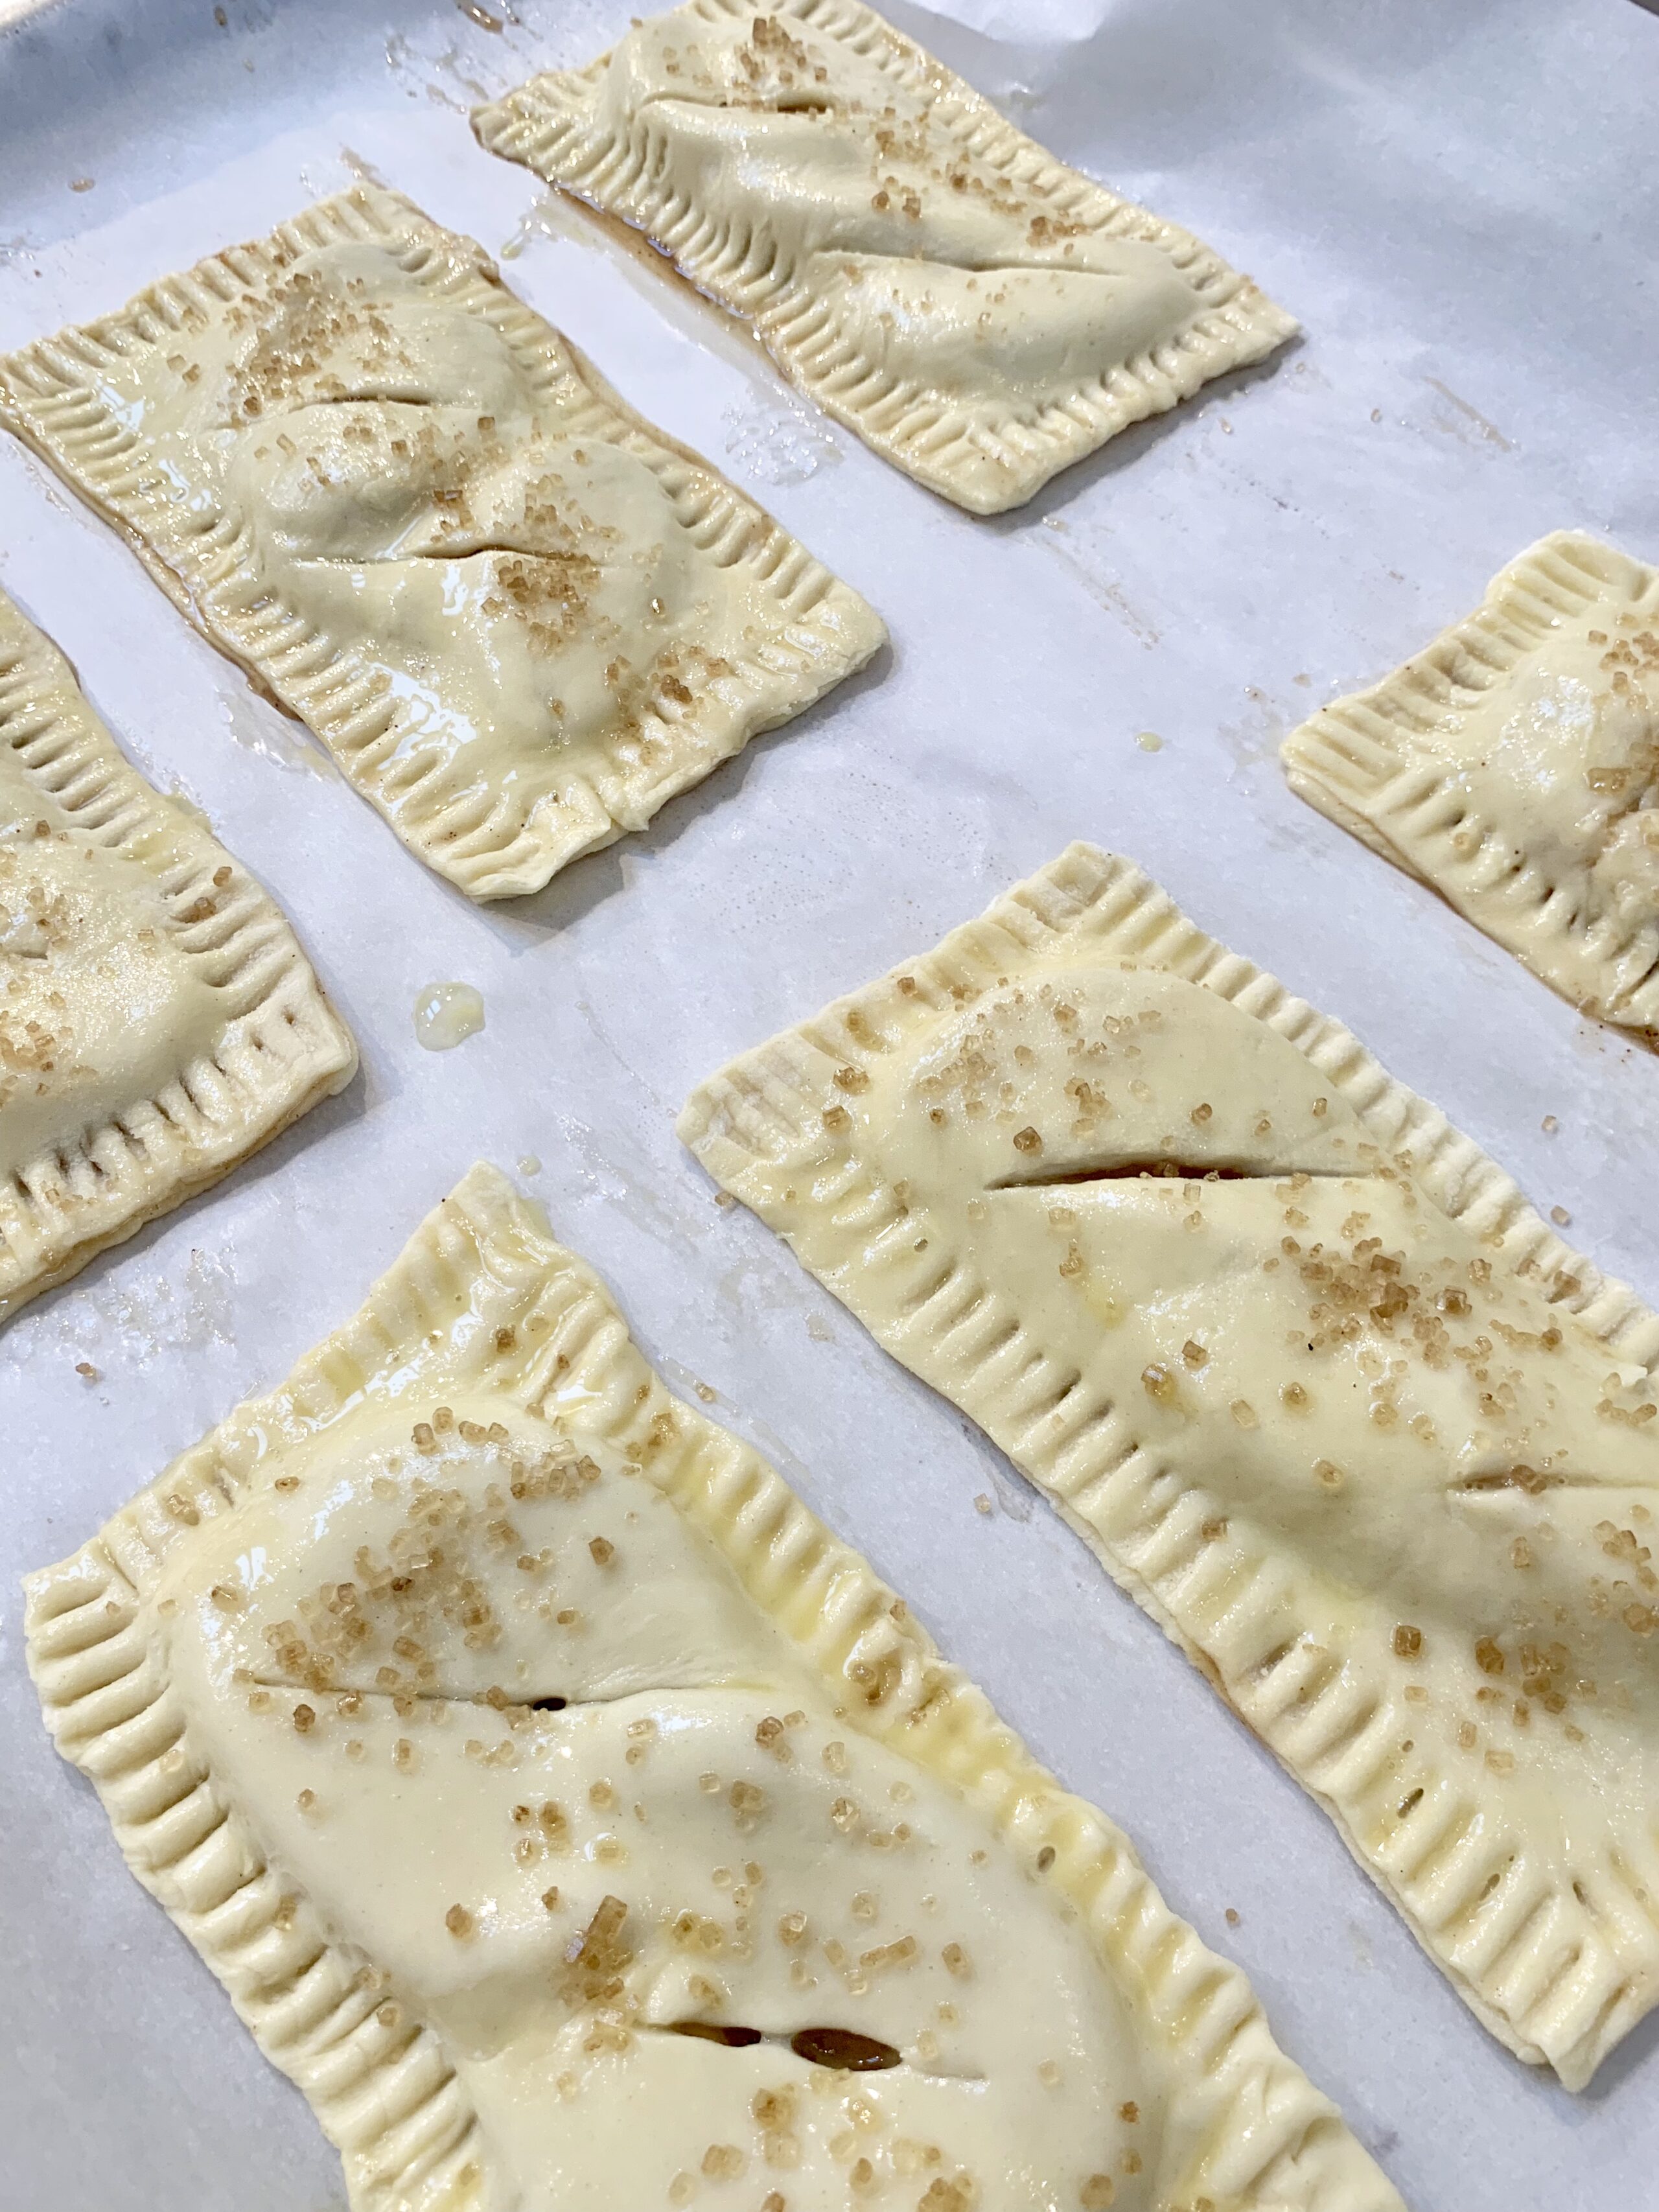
[
  {"xmin": 1282, "ymin": 531, "xmax": 1659, "ymax": 1036},
  {"xmin": 0, "ymin": 186, "xmax": 885, "ymax": 900},
  {"xmin": 0, "ymin": 585, "xmax": 354, "ymax": 1323},
  {"xmin": 472, "ymin": 1, "xmax": 1297, "ymax": 514},
  {"xmin": 682, "ymin": 841, "xmax": 1659, "ymax": 2089},
  {"xmin": 25, "ymin": 1163, "xmax": 1402, "ymax": 2212}
]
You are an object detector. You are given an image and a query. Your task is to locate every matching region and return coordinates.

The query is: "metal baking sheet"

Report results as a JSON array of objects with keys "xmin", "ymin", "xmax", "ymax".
[{"xmin": 2, "ymin": 0, "xmax": 1656, "ymax": 2205}]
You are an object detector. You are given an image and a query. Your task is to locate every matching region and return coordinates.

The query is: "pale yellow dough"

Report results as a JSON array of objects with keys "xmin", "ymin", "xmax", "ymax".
[
  {"xmin": 472, "ymin": 0, "xmax": 1297, "ymax": 515},
  {"xmin": 1282, "ymin": 531, "xmax": 1659, "ymax": 1035},
  {"xmin": 0, "ymin": 186, "xmax": 885, "ymax": 900},
  {"xmin": 26, "ymin": 1165, "xmax": 1401, "ymax": 2212},
  {"xmin": 0, "ymin": 587, "xmax": 354, "ymax": 1323},
  {"xmin": 680, "ymin": 843, "xmax": 1659, "ymax": 2090}
]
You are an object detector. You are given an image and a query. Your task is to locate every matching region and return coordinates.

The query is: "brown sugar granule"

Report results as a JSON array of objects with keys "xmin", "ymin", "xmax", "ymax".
[
  {"xmin": 702, "ymin": 2144, "xmax": 745, "ymax": 2180},
  {"xmin": 1141, "ymin": 1362, "xmax": 1177, "ymax": 1404},
  {"xmin": 1181, "ymin": 1339, "xmax": 1208, "ymax": 1368},
  {"xmin": 1392, "ymin": 1625, "xmax": 1422, "ymax": 1659},
  {"xmin": 1119, "ymin": 2101, "xmax": 1139, "ymax": 2123},
  {"xmin": 1314, "ymin": 1459, "xmax": 1343, "ymax": 1491},
  {"xmin": 293, "ymin": 1704, "xmax": 316, "ymax": 1733},
  {"xmin": 1080, "ymin": 2179, "xmax": 1116, "ymax": 2210},
  {"xmin": 540, "ymin": 1886, "xmax": 561, "ymax": 1911},
  {"xmin": 445, "ymin": 1903, "xmax": 474, "ymax": 1937},
  {"xmin": 569, "ymin": 1894, "xmax": 629, "ymax": 1966},
  {"xmin": 1476, "ymin": 1636, "xmax": 1505, "ymax": 1675},
  {"xmin": 752, "ymin": 2087, "xmax": 796, "ymax": 2132},
  {"xmin": 1013, "ymin": 1125, "xmax": 1041, "ymax": 1152},
  {"xmin": 941, "ymin": 1941, "xmax": 971, "ymax": 1977},
  {"xmin": 1230, "ymin": 1399, "xmax": 1258, "ymax": 1429},
  {"xmin": 75, "ymin": 1361, "xmax": 98, "ymax": 1381},
  {"xmin": 588, "ymin": 1537, "xmax": 615, "ymax": 1566},
  {"xmin": 859, "ymin": 1937, "xmax": 918, "ymax": 1973},
  {"xmin": 296, "ymin": 1788, "xmax": 316, "ymax": 1813}
]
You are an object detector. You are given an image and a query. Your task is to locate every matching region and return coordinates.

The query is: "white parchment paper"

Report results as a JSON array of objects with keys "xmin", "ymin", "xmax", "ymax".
[{"xmin": 1, "ymin": 1, "xmax": 1657, "ymax": 2205}]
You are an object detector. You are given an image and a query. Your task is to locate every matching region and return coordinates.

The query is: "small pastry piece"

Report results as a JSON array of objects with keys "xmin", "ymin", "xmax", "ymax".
[
  {"xmin": 0, "ymin": 586, "xmax": 354, "ymax": 1323},
  {"xmin": 472, "ymin": 2, "xmax": 1297, "ymax": 515},
  {"xmin": 25, "ymin": 1164, "xmax": 1401, "ymax": 2212},
  {"xmin": 1282, "ymin": 531, "xmax": 1659, "ymax": 1036},
  {"xmin": 0, "ymin": 186, "xmax": 885, "ymax": 900},
  {"xmin": 682, "ymin": 842, "xmax": 1659, "ymax": 2090}
]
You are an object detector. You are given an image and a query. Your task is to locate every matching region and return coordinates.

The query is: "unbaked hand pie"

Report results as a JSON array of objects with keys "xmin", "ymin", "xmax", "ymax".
[
  {"xmin": 472, "ymin": 1, "xmax": 1297, "ymax": 515},
  {"xmin": 681, "ymin": 843, "xmax": 1659, "ymax": 2090},
  {"xmin": 1282, "ymin": 531, "xmax": 1659, "ymax": 1036},
  {"xmin": 25, "ymin": 1163, "xmax": 1401, "ymax": 2212},
  {"xmin": 0, "ymin": 186, "xmax": 885, "ymax": 900},
  {"xmin": 0, "ymin": 585, "xmax": 354, "ymax": 1323}
]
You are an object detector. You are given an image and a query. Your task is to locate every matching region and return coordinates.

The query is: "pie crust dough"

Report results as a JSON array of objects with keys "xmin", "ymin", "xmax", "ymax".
[
  {"xmin": 471, "ymin": 1, "xmax": 1298, "ymax": 515},
  {"xmin": 0, "ymin": 186, "xmax": 885, "ymax": 900},
  {"xmin": 681, "ymin": 843, "xmax": 1659, "ymax": 2090},
  {"xmin": 1282, "ymin": 531, "xmax": 1659, "ymax": 1035},
  {"xmin": 25, "ymin": 1163, "xmax": 1401, "ymax": 2212},
  {"xmin": 0, "ymin": 586, "xmax": 354, "ymax": 1323}
]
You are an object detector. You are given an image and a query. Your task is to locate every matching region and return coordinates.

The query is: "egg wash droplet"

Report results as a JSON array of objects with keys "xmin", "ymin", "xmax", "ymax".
[{"xmin": 413, "ymin": 982, "xmax": 485, "ymax": 1051}]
